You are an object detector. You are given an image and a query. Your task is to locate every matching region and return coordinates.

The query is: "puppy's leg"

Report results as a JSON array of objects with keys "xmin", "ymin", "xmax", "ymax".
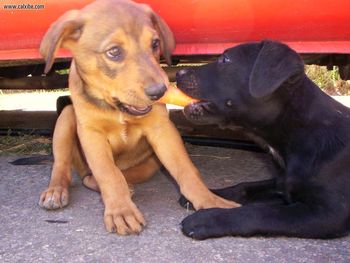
[
  {"xmin": 211, "ymin": 178, "xmax": 286, "ymax": 204},
  {"xmin": 123, "ymin": 154, "xmax": 161, "ymax": 184},
  {"xmin": 145, "ymin": 119, "xmax": 240, "ymax": 210},
  {"xmin": 181, "ymin": 197, "xmax": 348, "ymax": 240},
  {"xmin": 80, "ymin": 154, "xmax": 160, "ymax": 192},
  {"xmin": 70, "ymin": 140, "xmax": 100, "ymax": 192},
  {"xmin": 39, "ymin": 105, "xmax": 76, "ymax": 209},
  {"xmin": 179, "ymin": 178, "xmax": 285, "ymax": 208},
  {"xmin": 81, "ymin": 174, "xmax": 99, "ymax": 192},
  {"xmin": 77, "ymin": 128, "xmax": 145, "ymax": 235}
]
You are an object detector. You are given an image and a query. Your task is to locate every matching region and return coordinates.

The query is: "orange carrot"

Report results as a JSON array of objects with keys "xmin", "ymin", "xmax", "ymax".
[{"xmin": 157, "ymin": 85, "xmax": 198, "ymax": 107}]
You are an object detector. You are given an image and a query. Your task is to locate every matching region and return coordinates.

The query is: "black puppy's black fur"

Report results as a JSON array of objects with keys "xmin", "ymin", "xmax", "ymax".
[{"xmin": 176, "ymin": 40, "xmax": 350, "ymax": 240}]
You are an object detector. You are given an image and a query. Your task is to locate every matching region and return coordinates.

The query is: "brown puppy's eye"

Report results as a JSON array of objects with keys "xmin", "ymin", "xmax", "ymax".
[
  {"xmin": 106, "ymin": 46, "xmax": 124, "ymax": 61},
  {"xmin": 152, "ymin": 39, "xmax": 160, "ymax": 52}
]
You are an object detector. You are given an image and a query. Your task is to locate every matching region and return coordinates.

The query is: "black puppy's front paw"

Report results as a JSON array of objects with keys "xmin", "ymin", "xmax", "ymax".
[
  {"xmin": 178, "ymin": 194, "xmax": 194, "ymax": 210},
  {"xmin": 181, "ymin": 208, "xmax": 229, "ymax": 240}
]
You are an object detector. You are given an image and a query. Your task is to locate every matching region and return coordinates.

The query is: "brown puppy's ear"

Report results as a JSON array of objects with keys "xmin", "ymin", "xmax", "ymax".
[
  {"xmin": 40, "ymin": 10, "xmax": 83, "ymax": 74},
  {"xmin": 249, "ymin": 40, "xmax": 304, "ymax": 98},
  {"xmin": 150, "ymin": 12, "xmax": 176, "ymax": 66}
]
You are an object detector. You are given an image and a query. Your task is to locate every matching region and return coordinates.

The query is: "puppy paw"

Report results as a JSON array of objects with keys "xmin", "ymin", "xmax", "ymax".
[
  {"xmin": 39, "ymin": 186, "xmax": 69, "ymax": 209},
  {"xmin": 181, "ymin": 208, "xmax": 228, "ymax": 240},
  {"xmin": 193, "ymin": 193, "xmax": 241, "ymax": 210},
  {"xmin": 178, "ymin": 194, "xmax": 194, "ymax": 210},
  {"xmin": 104, "ymin": 198, "xmax": 145, "ymax": 235},
  {"xmin": 82, "ymin": 174, "xmax": 100, "ymax": 192}
]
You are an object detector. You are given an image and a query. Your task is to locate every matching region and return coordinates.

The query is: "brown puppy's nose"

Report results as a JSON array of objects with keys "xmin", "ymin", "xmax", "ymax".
[{"xmin": 145, "ymin": 83, "xmax": 167, "ymax": 100}]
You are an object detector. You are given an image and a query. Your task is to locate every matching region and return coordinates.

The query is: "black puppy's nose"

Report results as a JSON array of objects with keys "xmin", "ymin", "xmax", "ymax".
[
  {"xmin": 176, "ymin": 69, "xmax": 188, "ymax": 79},
  {"xmin": 145, "ymin": 83, "xmax": 167, "ymax": 100}
]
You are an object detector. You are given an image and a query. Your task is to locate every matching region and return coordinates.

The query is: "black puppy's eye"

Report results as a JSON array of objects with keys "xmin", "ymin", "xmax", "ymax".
[
  {"xmin": 106, "ymin": 46, "xmax": 124, "ymax": 61},
  {"xmin": 152, "ymin": 39, "xmax": 160, "ymax": 52},
  {"xmin": 226, "ymin": 99, "xmax": 233, "ymax": 107},
  {"xmin": 219, "ymin": 54, "xmax": 231, "ymax": 64}
]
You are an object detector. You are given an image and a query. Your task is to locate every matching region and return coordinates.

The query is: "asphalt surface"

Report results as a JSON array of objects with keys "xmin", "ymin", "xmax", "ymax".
[{"xmin": 1, "ymin": 145, "xmax": 349, "ymax": 263}]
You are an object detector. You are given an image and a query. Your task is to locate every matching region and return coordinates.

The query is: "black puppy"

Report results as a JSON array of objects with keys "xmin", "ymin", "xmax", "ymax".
[{"xmin": 176, "ymin": 40, "xmax": 350, "ymax": 240}]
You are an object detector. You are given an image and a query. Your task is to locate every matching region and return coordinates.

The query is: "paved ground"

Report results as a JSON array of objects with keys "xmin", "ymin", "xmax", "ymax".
[{"xmin": 1, "ymin": 145, "xmax": 349, "ymax": 263}]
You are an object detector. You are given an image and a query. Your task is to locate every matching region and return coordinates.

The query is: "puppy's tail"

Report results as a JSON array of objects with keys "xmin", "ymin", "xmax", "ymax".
[{"xmin": 10, "ymin": 155, "xmax": 53, "ymax": 165}]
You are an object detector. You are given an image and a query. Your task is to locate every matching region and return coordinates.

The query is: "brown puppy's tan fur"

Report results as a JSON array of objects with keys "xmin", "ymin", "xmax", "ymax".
[{"xmin": 39, "ymin": 0, "xmax": 238, "ymax": 235}]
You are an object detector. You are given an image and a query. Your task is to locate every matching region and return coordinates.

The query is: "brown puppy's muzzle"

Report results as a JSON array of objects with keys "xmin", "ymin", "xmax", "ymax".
[
  {"xmin": 118, "ymin": 103, "xmax": 153, "ymax": 116},
  {"xmin": 108, "ymin": 82, "xmax": 167, "ymax": 116},
  {"xmin": 110, "ymin": 96, "xmax": 153, "ymax": 116},
  {"xmin": 144, "ymin": 83, "xmax": 167, "ymax": 101}
]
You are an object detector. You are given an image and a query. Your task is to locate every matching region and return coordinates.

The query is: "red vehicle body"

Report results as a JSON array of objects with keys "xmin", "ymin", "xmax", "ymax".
[{"xmin": 0, "ymin": 0, "xmax": 350, "ymax": 61}]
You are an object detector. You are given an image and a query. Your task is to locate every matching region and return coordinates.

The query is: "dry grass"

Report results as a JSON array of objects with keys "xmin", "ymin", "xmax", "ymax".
[
  {"xmin": 305, "ymin": 65, "xmax": 350, "ymax": 95},
  {"xmin": 0, "ymin": 132, "xmax": 52, "ymax": 156}
]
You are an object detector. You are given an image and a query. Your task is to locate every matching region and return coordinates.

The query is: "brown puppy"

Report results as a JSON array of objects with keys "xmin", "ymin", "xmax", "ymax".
[{"xmin": 38, "ymin": 0, "xmax": 238, "ymax": 236}]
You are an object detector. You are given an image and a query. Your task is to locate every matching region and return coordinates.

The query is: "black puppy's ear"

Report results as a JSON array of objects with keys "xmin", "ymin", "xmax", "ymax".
[{"xmin": 249, "ymin": 40, "xmax": 304, "ymax": 98}]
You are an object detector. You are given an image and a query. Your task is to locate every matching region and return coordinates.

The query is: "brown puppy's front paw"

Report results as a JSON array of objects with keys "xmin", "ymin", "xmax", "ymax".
[
  {"xmin": 39, "ymin": 186, "xmax": 69, "ymax": 209},
  {"xmin": 193, "ymin": 193, "xmax": 241, "ymax": 210},
  {"xmin": 104, "ymin": 199, "xmax": 146, "ymax": 235}
]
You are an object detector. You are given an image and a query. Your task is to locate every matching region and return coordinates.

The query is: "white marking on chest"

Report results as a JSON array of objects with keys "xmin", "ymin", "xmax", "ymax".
[
  {"xmin": 227, "ymin": 125, "xmax": 286, "ymax": 169},
  {"xmin": 250, "ymin": 133, "xmax": 285, "ymax": 168},
  {"xmin": 267, "ymin": 145, "xmax": 285, "ymax": 169},
  {"xmin": 120, "ymin": 127, "xmax": 128, "ymax": 143},
  {"xmin": 119, "ymin": 114, "xmax": 128, "ymax": 143}
]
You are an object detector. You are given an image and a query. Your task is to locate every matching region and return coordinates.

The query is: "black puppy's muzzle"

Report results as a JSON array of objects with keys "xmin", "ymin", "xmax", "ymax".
[
  {"xmin": 176, "ymin": 68, "xmax": 201, "ymax": 99},
  {"xmin": 183, "ymin": 101, "xmax": 218, "ymax": 124},
  {"xmin": 184, "ymin": 101, "xmax": 215, "ymax": 116}
]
